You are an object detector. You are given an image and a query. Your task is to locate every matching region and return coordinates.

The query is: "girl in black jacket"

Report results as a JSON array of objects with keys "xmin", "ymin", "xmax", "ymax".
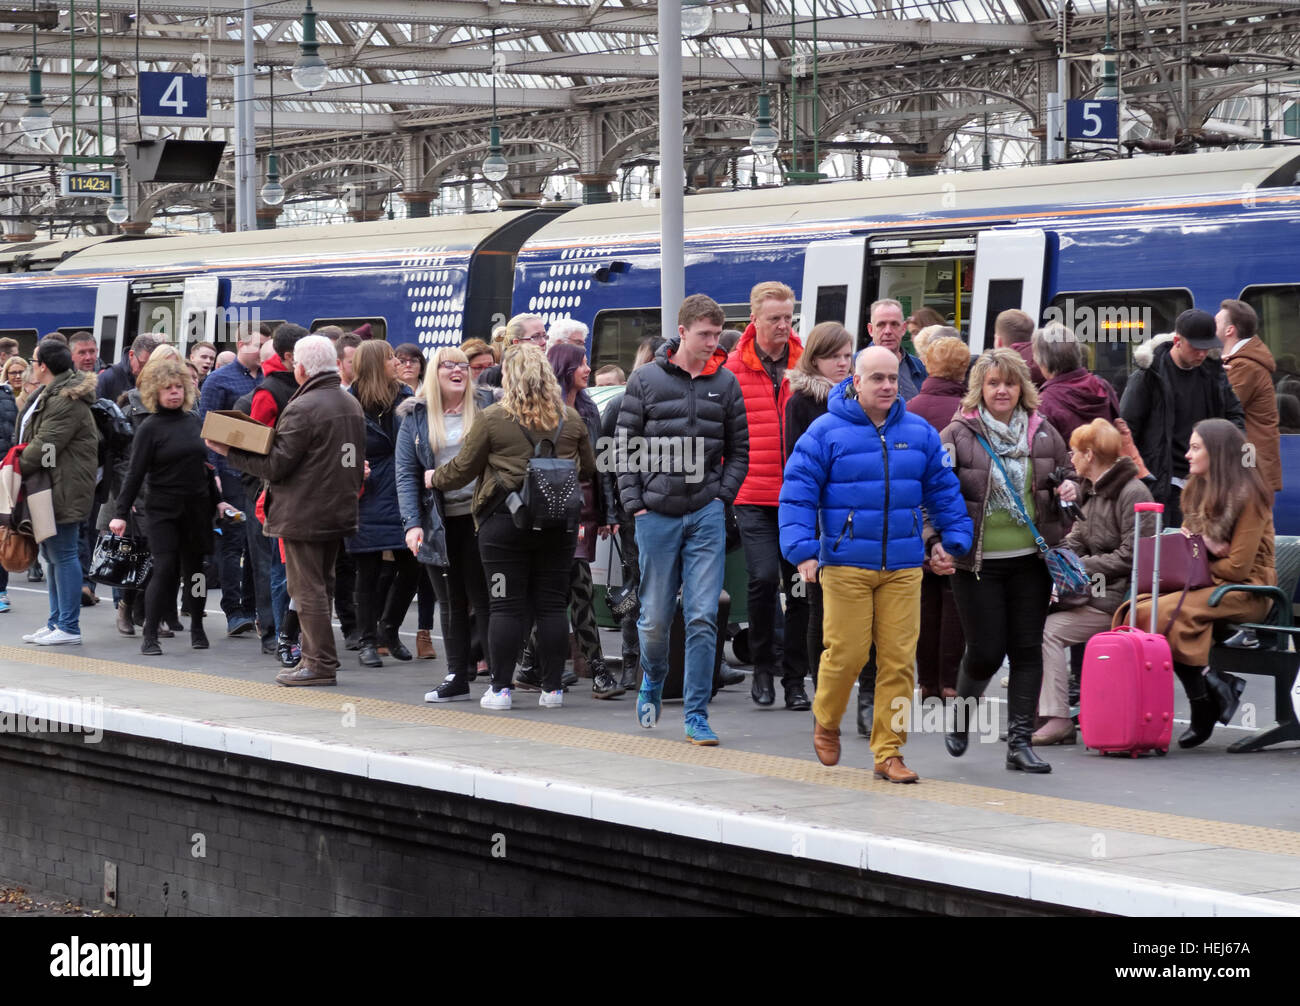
[{"xmin": 109, "ymin": 356, "xmax": 215, "ymax": 654}]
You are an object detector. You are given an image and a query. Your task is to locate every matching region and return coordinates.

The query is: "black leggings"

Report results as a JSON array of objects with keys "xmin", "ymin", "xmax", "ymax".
[
  {"xmin": 353, "ymin": 550, "xmax": 419, "ymax": 646},
  {"xmin": 950, "ymin": 554, "xmax": 1052, "ymax": 688},
  {"xmin": 476, "ymin": 512, "xmax": 575, "ymax": 692},
  {"xmin": 427, "ymin": 514, "xmax": 490, "ymax": 678}
]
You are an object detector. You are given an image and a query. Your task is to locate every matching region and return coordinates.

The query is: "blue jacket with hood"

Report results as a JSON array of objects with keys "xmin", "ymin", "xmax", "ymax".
[{"xmin": 778, "ymin": 375, "xmax": 972, "ymax": 571}]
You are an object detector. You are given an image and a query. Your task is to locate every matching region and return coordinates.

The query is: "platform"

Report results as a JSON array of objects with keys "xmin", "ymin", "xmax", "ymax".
[{"xmin": 0, "ymin": 580, "xmax": 1296, "ymax": 917}]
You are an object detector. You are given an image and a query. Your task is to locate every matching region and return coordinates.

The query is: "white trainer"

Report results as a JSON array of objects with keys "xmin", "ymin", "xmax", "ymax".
[
  {"xmin": 539, "ymin": 690, "xmax": 564, "ymax": 709},
  {"xmin": 36, "ymin": 629, "xmax": 81, "ymax": 646},
  {"xmin": 480, "ymin": 686, "xmax": 512, "ymax": 710},
  {"xmin": 22, "ymin": 626, "xmax": 54, "ymax": 643}
]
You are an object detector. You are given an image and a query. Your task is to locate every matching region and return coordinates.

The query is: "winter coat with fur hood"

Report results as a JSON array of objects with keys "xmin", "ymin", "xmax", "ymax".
[
  {"xmin": 1120, "ymin": 333, "xmax": 1245, "ymax": 504},
  {"xmin": 783, "ymin": 368, "xmax": 835, "ymax": 459},
  {"xmin": 17, "ymin": 368, "xmax": 99, "ymax": 524}
]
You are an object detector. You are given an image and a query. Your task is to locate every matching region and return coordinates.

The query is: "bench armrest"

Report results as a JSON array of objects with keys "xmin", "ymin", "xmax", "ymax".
[{"xmin": 1207, "ymin": 584, "xmax": 1294, "ymax": 628}]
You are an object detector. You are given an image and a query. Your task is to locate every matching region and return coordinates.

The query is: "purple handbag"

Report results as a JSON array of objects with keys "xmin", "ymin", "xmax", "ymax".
[{"xmin": 1135, "ymin": 533, "xmax": 1213, "ymax": 595}]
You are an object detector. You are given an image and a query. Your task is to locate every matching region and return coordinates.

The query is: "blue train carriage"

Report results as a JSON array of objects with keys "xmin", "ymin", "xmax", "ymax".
[
  {"xmin": 513, "ymin": 148, "xmax": 1300, "ymax": 537},
  {"xmin": 46, "ymin": 204, "xmax": 571, "ymax": 363},
  {"xmin": 0, "ymin": 235, "xmax": 153, "ymax": 358}
]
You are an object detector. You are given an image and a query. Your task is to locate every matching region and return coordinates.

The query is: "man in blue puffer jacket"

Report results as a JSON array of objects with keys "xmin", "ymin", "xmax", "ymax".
[{"xmin": 779, "ymin": 346, "xmax": 972, "ymax": 783}]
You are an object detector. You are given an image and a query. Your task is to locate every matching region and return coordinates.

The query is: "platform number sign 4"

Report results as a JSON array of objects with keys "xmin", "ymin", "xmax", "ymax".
[
  {"xmin": 1066, "ymin": 99, "xmax": 1118, "ymax": 142},
  {"xmin": 139, "ymin": 71, "xmax": 209, "ymax": 123}
]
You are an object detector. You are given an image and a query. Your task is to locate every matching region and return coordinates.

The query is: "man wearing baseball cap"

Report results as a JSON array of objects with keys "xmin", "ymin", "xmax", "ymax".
[{"xmin": 1120, "ymin": 308, "xmax": 1245, "ymax": 524}]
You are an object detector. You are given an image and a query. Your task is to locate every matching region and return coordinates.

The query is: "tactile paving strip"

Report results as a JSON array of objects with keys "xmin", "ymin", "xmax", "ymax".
[{"xmin": 6, "ymin": 645, "xmax": 1299, "ymax": 857}]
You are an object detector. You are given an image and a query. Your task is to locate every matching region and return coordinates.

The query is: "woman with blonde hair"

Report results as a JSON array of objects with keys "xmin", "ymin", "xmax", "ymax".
[
  {"xmin": 108, "ymin": 355, "xmax": 216, "ymax": 655},
  {"xmin": 397, "ymin": 345, "xmax": 494, "ymax": 701},
  {"xmin": 5, "ymin": 356, "xmax": 27, "ymax": 394},
  {"xmin": 459, "ymin": 338, "xmax": 498, "ymax": 383},
  {"xmin": 433, "ymin": 345, "xmax": 596, "ymax": 710},
  {"xmin": 345, "ymin": 339, "xmax": 418, "ymax": 667},
  {"xmin": 936, "ymin": 347, "xmax": 1072, "ymax": 772}
]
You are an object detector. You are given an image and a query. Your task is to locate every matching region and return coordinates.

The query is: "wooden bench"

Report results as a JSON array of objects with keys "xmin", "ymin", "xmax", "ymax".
[{"xmin": 1207, "ymin": 534, "xmax": 1300, "ymax": 753}]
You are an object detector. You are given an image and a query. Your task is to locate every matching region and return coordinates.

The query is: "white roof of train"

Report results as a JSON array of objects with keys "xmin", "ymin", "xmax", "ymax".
[
  {"xmin": 521, "ymin": 148, "xmax": 1300, "ymax": 247},
  {"xmin": 52, "ymin": 209, "xmax": 537, "ymax": 275}
]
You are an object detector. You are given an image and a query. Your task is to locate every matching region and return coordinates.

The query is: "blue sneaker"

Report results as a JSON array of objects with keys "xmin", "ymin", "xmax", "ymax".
[
  {"xmin": 636, "ymin": 677, "xmax": 663, "ymax": 729},
  {"xmin": 0, "ymin": 592, "xmax": 10, "ymax": 613},
  {"xmin": 685, "ymin": 718, "xmax": 719, "ymax": 746}
]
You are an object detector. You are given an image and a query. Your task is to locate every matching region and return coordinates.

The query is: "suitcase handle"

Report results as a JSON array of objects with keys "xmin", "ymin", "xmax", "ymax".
[{"xmin": 1129, "ymin": 502, "xmax": 1162, "ymax": 632}]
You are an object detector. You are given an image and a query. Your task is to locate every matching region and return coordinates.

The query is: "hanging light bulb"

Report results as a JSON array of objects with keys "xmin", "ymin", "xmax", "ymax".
[
  {"xmin": 106, "ymin": 196, "xmax": 129, "ymax": 225},
  {"xmin": 291, "ymin": 1, "xmax": 328, "ymax": 91},
  {"xmin": 482, "ymin": 124, "xmax": 508, "ymax": 182},
  {"xmin": 749, "ymin": 91, "xmax": 779, "ymax": 157},
  {"xmin": 681, "ymin": 0, "xmax": 713, "ymax": 37},
  {"xmin": 261, "ymin": 152, "xmax": 285, "ymax": 206},
  {"xmin": 19, "ymin": 68, "xmax": 53, "ymax": 142}
]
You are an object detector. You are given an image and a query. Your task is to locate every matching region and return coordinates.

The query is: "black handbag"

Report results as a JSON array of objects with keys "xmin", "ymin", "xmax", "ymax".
[
  {"xmin": 604, "ymin": 535, "xmax": 638, "ymax": 619},
  {"xmin": 88, "ymin": 532, "xmax": 153, "ymax": 590}
]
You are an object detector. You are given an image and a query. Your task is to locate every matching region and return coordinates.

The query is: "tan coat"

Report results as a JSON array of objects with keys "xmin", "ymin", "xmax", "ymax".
[
  {"xmin": 1224, "ymin": 338, "xmax": 1282, "ymax": 492},
  {"xmin": 1115, "ymin": 493, "xmax": 1275, "ymax": 665}
]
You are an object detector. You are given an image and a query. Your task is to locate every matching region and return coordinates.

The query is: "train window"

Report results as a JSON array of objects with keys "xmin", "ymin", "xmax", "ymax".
[
  {"xmin": 1239, "ymin": 286, "xmax": 1300, "ymax": 380},
  {"xmin": 592, "ymin": 308, "xmax": 660, "ymax": 375},
  {"xmin": 311, "ymin": 318, "xmax": 387, "ymax": 341},
  {"xmin": 56, "ymin": 326, "xmax": 94, "ymax": 341},
  {"xmin": 0, "ymin": 329, "xmax": 38, "ymax": 358},
  {"xmin": 815, "ymin": 286, "xmax": 848, "ymax": 326},
  {"xmin": 1045, "ymin": 289, "xmax": 1192, "ymax": 395}
]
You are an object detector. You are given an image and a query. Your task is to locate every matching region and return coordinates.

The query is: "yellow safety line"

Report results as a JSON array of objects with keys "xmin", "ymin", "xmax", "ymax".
[{"xmin": 4, "ymin": 646, "xmax": 1298, "ymax": 858}]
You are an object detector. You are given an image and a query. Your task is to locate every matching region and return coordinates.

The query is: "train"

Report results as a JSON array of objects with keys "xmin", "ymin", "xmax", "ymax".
[{"xmin": 0, "ymin": 147, "xmax": 1296, "ymax": 532}]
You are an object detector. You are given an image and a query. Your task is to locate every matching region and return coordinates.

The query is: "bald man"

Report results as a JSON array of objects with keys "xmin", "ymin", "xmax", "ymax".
[{"xmin": 779, "ymin": 346, "xmax": 972, "ymax": 782}]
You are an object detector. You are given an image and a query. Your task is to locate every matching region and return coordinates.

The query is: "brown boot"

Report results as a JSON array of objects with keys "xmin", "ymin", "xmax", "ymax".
[
  {"xmin": 116, "ymin": 601, "xmax": 135, "ymax": 636},
  {"xmin": 873, "ymin": 756, "xmax": 919, "ymax": 784},
  {"xmin": 416, "ymin": 629, "xmax": 436, "ymax": 660},
  {"xmin": 813, "ymin": 721, "xmax": 841, "ymax": 766}
]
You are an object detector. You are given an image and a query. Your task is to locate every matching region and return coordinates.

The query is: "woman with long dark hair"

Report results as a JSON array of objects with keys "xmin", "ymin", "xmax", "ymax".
[
  {"xmin": 109, "ymin": 355, "xmax": 215, "ymax": 655},
  {"xmin": 347, "ymin": 339, "xmax": 418, "ymax": 667},
  {"xmin": 397, "ymin": 345, "xmax": 493, "ymax": 701},
  {"xmin": 1117, "ymin": 418, "xmax": 1272, "ymax": 748},
  {"xmin": 432, "ymin": 346, "xmax": 596, "ymax": 710}
]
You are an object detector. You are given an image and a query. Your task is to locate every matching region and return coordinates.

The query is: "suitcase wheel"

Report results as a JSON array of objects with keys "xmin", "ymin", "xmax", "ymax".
[{"xmin": 1156, "ymin": 748, "xmax": 1167, "ymax": 756}]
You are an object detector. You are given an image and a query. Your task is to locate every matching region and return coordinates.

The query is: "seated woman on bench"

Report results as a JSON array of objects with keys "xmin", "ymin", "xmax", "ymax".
[{"xmin": 1117, "ymin": 418, "xmax": 1276, "ymax": 749}]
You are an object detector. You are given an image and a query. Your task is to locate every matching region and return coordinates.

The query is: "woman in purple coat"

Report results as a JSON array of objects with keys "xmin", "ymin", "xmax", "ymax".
[{"xmin": 905, "ymin": 334, "xmax": 969, "ymax": 701}]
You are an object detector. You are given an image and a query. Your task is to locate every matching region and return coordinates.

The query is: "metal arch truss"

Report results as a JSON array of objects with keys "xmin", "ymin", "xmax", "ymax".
[{"xmin": 10, "ymin": 3, "xmax": 1300, "ymax": 225}]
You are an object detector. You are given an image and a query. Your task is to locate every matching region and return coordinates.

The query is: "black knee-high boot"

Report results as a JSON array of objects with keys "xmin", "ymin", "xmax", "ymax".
[
  {"xmin": 945, "ymin": 664, "xmax": 985, "ymax": 757},
  {"xmin": 1006, "ymin": 670, "xmax": 1051, "ymax": 773},
  {"xmin": 1174, "ymin": 661, "xmax": 1243, "ymax": 748}
]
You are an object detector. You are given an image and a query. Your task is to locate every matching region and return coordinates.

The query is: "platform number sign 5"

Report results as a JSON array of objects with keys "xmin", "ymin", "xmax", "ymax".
[
  {"xmin": 1066, "ymin": 99, "xmax": 1118, "ymax": 142},
  {"xmin": 139, "ymin": 71, "xmax": 209, "ymax": 122}
]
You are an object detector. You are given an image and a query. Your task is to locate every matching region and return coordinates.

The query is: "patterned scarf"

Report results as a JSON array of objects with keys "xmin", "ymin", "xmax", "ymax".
[{"xmin": 979, "ymin": 405, "xmax": 1030, "ymax": 524}]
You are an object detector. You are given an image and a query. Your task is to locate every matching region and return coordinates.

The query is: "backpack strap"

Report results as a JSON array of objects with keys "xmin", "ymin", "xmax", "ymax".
[{"xmin": 517, "ymin": 420, "xmax": 564, "ymax": 458}]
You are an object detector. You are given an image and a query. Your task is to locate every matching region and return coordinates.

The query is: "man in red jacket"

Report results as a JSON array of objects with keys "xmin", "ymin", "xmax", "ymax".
[{"xmin": 726, "ymin": 281, "xmax": 810, "ymax": 710}]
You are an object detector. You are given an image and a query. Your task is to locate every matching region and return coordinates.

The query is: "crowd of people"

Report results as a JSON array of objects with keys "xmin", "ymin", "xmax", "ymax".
[{"xmin": 3, "ymin": 285, "xmax": 1286, "ymax": 780}]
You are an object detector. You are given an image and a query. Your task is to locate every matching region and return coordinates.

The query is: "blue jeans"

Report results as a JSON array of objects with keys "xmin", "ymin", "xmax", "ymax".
[
  {"xmin": 635, "ymin": 499, "xmax": 727, "ymax": 729},
  {"xmin": 40, "ymin": 522, "xmax": 83, "ymax": 634},
  {"xmin": 270, "ymin": 537, "xmax": 288, "ymax": 634}
]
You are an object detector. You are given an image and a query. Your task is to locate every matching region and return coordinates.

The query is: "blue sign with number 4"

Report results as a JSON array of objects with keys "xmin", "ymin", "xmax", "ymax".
[
  {"xmin": 139, "ymin": 72, "xmax": 208, "ymax": 119},
  {"xmin": 1066, "ymin": 99, "xmax": 1118, "ymax": 141}
]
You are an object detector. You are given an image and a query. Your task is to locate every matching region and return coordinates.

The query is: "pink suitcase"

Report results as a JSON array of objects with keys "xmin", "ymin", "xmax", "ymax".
[{"xmin": 1079, "ymin": 501, "xmax": 1175, "ymax": 756}]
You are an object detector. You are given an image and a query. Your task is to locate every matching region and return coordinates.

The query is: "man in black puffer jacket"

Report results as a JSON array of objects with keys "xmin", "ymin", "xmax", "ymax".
[{"xmin": 614, "ymin": 294, "xmax": 748, "ymax": 746}]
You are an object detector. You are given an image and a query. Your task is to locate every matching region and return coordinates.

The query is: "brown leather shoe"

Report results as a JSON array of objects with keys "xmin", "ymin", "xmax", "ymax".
[
  {"xmin": 873, "ymin": 756, "xmax": 919, "ymax": 784},
  {"xmin": 813, "ymin": 721, "xmax": 840, "ymax": 766},
  {"xmin": 416, "ymin": 629, "xmax": 437, "ymax": 660},
  {"xmin": 276, "ymin": 666, "xmax": 337, "ymax": 687}
]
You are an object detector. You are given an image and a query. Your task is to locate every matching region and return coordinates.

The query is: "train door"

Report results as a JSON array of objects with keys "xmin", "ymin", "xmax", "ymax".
[
  {"xmin": 130, "ymin": 280, "xmax": 185, "ymax": 349},
  {"xmin": 967, "ymin": 229, "xmax": 1048, "ymax": 353},
  {"xmin": 798, "ymin": 238, "xmax": 866, "ymax": 339},
  {"xmin": 92, "ymin": 280, "xmax": 129, "ymax": 363},
  {"xmin": 866, "ymin": 232, "xmax": 977, "ymax": 345},
  {"xmin": 179, "ymin": 276, "xmax": 221, "ymax": 358}
]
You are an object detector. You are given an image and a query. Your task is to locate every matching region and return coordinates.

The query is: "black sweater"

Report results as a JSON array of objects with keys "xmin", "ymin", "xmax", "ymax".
[{"xmin": 115, "ymin": 408, "xmax": 209, "ymax": 517}]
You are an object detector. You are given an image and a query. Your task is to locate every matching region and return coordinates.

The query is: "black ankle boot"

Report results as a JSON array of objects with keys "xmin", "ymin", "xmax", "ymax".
[
  {"xmin": 1178, "ymin": 694, "xmax": 1218, "ymax": 749},
  {"xmin": 191, "ymin": 618, "xmax": 209, "ymax": 650},
  {"xmin": 1005, "ymin": 671, "xmax": 1051, "ymax": 773},
  {"xmin": 946, "ymin": 667, "xmax": 981, "ymax": 757},
  {"xmin": 141, "ymin": 624, "xmax": 161, "ymax": 656},
  {"xmin": 377, "ymin": 623, "xmax": 412, "ymax": 661},
  {"xmin": 1203, "ymin": 669, "xmax": 1245, "ymax": 725}
]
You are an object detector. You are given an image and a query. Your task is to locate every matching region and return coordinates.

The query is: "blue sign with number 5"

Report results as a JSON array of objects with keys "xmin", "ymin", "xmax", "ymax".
[
  {"xmin": 139, "ymin": 72, "xmax": 208, "ymax": 119},
  {"xmin": 1066, "ymin": 99, "xmax": 1118, "ymax": 141}
]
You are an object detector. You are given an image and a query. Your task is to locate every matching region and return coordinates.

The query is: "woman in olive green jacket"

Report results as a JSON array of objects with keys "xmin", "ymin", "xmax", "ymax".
[{"xmin": 16, "ymin": 340, "xmax": 99, "ymax": 644}]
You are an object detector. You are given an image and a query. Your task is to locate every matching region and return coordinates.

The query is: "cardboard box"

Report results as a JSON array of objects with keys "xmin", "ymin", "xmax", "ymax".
[{"xmin": 200, "ymin": 410, "xmax": 274, "ymax": 455}]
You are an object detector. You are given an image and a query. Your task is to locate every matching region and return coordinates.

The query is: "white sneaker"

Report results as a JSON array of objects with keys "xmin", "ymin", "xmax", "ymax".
[
  {"xmin": 36, "ymin": 628, "xmax": 81, "ymax": 646},
  {"xmin": 22, "ymin": 626, "xmax": 54, "ymax": 643},
  {"xmin": 539, "ymin": 690, "xmax": 564, "ymax": 709},
  {"xmin": 480, "ymin": 686, "xmax": 512, "ymax": 710}
]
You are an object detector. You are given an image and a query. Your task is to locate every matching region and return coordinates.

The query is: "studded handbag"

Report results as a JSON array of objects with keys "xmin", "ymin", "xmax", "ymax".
[{"xmin": 88, "ymin": 532, "xmax": 154, "ymax": 591}]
